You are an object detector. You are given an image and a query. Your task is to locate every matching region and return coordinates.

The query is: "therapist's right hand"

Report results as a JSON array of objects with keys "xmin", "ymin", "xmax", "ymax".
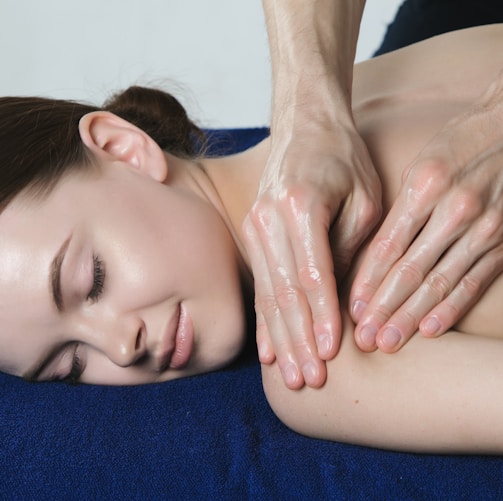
[{"xmin": 350, "ymin": 72, "xmax": 503, "ymax": 353}]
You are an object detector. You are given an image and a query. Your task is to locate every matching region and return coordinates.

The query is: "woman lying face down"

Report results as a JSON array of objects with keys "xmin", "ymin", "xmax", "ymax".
[
  {"xmin": 2, "ymin": 25, "xmax": 503, "ymax": 452},
  {"xmin": 0, "ymin": 92, "xmax": 252, "ymax": 385}
]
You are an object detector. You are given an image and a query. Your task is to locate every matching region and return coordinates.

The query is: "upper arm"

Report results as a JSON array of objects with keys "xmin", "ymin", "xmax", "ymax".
[{"xmin": 262, "ymin": 311, "xmax": 503, "ymax": 453}]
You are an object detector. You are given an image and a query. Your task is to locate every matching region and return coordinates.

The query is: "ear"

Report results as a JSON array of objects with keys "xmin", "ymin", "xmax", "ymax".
[{"xmin": 78, "ymin": 111, "xmax": 168, "ymax": 183}]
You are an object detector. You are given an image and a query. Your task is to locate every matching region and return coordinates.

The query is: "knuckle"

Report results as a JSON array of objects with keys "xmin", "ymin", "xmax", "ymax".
[
  {"xmin": 257, "ymin": 294, "xmax": 280, "ymax": 319},
  {"xmin": 253, "ymin": 184, "xmax": 314, "ymax": 225},
  {"xmin": 450, "ymin": 187, "xmax": 484, "ymax": 224},
  {"xmin": 397, "ymin": 308, "xmax": 420, "ymax": 330},
  {"xmin": 280, "ymin": 183, "xmax": 312, "ymax": 218},
  {"xmin": 297, "ymin": 265, "xmax": 323, "ymax": 293},
  {"xmin": 248, "ymin": 198, "xmax": 275, "ymax": 230},
  {"xmin": 476, "ymin": 209, "xmax": 503, "ymax": 243},
  {"xmin": 395, "ymin": 261, "xmax": 423, "ymax": 288},
  {"xmin": 370, "ymin": 236, "xmax": 404, "ymax": 264},
  {"xmin": 281, "ymin": 181, "xmax": 310, "ymax": 202},
  {"xmin": 273, "ymin": 284, "xmax": 302, "ymax": 311},
  {"xmin": 372, "ymin": 303, "xmax": 395, "ymax": 323},
  {"xmin": 405, "ymin": 159, "xmax": 451, "ymax": 219},
  {"xmin": 241, "ymin": 215, "xmax": 256, "ymax": 244},
  {"xmin": 442, "ymin": 299, "xmax": 462, "ymax": 323},
  {"xmin": 358, "ymin": 197, "xmax": 382, "ymax": 229},
  {"xmin": 424, "ymin": 270, "xmax": 451, "ymax": 301},
  {"xmin": 458, "ymin": 274, "xmax": 483, "ymax": 298},
  {"xmin": 415, "ymin": 158, "xmax": 450, "ymax": 184},
  {"xmin": 409, "ymin": 158, "xmax": 450, "ymax": 194},
  {"xmin": 290, "ymin": 336, "xmax": 311, "ymax": 352}
]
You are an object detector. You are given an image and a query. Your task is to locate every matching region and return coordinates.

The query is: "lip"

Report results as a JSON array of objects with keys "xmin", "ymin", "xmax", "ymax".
[
  {"xmin": 157, "ymin": 306, "xmax": 180, "ymax": 372},
  {"xmin": 157, "ymin": 303, "xmax": 193, "ymax": 371},
  {"xmin": 169, "ymin": 303, "xmax": 194, "ymax": 370}
]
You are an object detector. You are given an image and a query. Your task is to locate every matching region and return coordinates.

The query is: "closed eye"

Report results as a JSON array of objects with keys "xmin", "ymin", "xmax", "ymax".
[
  {"xmin": 87, "ymin": 255, "xmax": 105, "ymax": 302},
  {"xmin": 61, "ymin": 344, "xmax": 83, "ymax": 385}
]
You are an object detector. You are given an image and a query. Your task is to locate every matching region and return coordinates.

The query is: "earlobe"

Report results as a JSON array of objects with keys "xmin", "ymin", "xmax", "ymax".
[{"xmin": 78, "ymin": 111, "xmax": 168, "ymax": 183}]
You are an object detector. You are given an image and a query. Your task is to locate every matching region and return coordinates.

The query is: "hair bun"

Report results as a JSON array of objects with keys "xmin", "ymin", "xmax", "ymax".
[{"xmin": 103, "ymin": 86, "xmax": 205, "ymax": 157}]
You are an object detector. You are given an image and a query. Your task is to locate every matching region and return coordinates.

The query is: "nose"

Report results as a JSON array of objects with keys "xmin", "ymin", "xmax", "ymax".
[
  {"xmin": 80, "ymin": 314, "xmax": 148, "ymax": 368},
  {"xmin": 108, "ymin": 324, "xmax": 147, "ymax": 367}
]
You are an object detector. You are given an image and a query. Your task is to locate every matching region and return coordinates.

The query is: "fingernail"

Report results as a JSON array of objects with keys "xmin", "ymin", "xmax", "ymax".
[
  {"xmin": 302, "ymin": 361, "xmax": 319, "ymax": 383},
  {"xmin": 423, "ymin": 316, "xmax": 441, "ymax": 337},
  {"xmin": 360, "ymin": 324, "xmax": 377, "ymax": 347},
  {"xmin": 381, "ymin": 326, "xmax": 402, "ymax": 350},
  {"xmin": 283, "ymin": 363, "xmax": 299, "ymax": 387},
  {"xmin": 352, "ymin": 300, "xmax": 368, "ymax": 322},
  {"xmin": 317, "ymin": 332, "xmax": 332, "ymax": 357}
]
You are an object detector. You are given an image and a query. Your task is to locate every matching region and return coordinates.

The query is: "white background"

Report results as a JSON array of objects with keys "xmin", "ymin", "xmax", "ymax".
[{"xmin": 0, "ymin": 1, "xmax": 402, "ymax": 127}]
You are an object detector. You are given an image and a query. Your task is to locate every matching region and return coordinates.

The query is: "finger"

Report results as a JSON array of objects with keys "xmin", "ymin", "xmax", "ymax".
[
  {"xmin": 243, "ymin": 217, "xmax": 277, "ymax": 365},
  {"xmin": 373, "ymin": 243, "xmax": 474, "ymax": 353},
  {"xmin": 354, "ymin": 178, "xmax": 486, "ymax": 350},
  {"xmin": 295, "ymin": 231, "xmax": 340, "ymax": 362},
  {"xmin": 374, "ymin": 205, "xmax": 503, "ymax": 351},
  {"xmin": 353, "ymin": 216, "xmax": 459, "ymax": 351},
  {"xmin": 350, "ymin": 159, "xmax": 452, "ymax": 323},
  {"xmin": 330, "ymin": 185, "xmax": 382, "ymax": 279},
  {"xmin": 255, "ymin": 308, "xmax": 275, "ymax": 364},
  {"xmin": 421, "ymin": 245, "xmax": 503, "ymax": 338},
  {"xmin": 251, "ymin": 197, "xmax": 329, "ymax": 387},
  {"xmin": 285, "ymin": 195, "xmax": 342, "ymax": 361},
  {"xmin": 244, "ymin": 207, "xmax": 327, "ymax": 389},
  {"xmin": 243, "ymin": 213, "xmax": 304, "ymax": 388}
]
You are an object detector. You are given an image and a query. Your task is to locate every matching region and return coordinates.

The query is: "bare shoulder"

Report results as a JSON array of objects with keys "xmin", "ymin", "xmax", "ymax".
[
  {"xmin": 262, "ymin": 311, "xmax": 503, "ymax": 453},
  {"xmin": 353, "ymin": 24, "xmax": 503, "ymax": 107},
  {"xmin": 261, "ymin": 313, "xmax": 391, "ymax": 449}
]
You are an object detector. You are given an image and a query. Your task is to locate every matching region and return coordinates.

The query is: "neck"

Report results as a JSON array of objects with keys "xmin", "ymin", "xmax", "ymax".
[
  {"xmin": 163, "ymin": 139, "xmax": 269, "ymax": 299},
  {"xmin": 197, "ymin": 138, "xmax": 270, "ymax": 269}
]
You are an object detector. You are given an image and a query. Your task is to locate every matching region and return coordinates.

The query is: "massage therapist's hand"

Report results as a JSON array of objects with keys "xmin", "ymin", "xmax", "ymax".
[
  {"xmin": 243, "ymin": 118, "xmax": 381, "ymax": 389},
  {"xmin": 249, "ymin": 0, "xmax": 372, "ymax": 389},
  {"xmin": 350, "ymin": 73, "xmax": 503, "ymax": 353}
]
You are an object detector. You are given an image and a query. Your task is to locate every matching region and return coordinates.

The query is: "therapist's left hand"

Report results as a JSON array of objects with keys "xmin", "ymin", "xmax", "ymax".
[{"xmin": 243, "ymin": 119, "xmax": 382, "ymax": 389}]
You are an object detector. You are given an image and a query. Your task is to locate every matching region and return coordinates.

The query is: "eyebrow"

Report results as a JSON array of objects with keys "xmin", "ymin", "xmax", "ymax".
[
  {"xmin": 23, "ymin": 236, "xmax": 72, "ymax": 382},
  {"xmin": 50, "ymin": 236, "xmax": 71, "ymax": 313}
]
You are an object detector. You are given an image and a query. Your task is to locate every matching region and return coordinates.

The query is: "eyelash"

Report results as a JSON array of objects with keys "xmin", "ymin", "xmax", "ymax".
[
  {"xmin": 87, "ymin": 255, "xmax": 106, "ymax": 302},
  {"xmin": 62, "ymin": 345, "xmax": 83, "ymax": 385}
]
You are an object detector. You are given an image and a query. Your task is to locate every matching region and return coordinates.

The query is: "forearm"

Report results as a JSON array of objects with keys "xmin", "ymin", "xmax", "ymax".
[{"xmin": 262, "ymin": 0, "xmax": 366, "ymax": 131}]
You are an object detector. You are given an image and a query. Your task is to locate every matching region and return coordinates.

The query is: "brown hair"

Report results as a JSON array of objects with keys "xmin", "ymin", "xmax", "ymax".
[{"xmin": 0, "ymin": 86, "xmax": 205, "ymax": 210}]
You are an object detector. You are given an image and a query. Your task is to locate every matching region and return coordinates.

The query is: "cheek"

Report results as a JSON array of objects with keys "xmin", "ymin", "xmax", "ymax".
[
  {"xmin": 167, "ymin": 201, "xmax": 241, "ymax": 300},
  {"xmin": 100, "ymin": 190, "xmax": 241, "ymax": 306},
  {"xmin": 0, "ymin": 302, "xmax": 61, "ymax": 378}
]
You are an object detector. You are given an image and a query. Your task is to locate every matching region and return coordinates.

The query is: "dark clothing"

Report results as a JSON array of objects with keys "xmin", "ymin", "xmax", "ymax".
[{"xmin": 374, "ymin": 0, "xmax": 503, "ymax": 56}]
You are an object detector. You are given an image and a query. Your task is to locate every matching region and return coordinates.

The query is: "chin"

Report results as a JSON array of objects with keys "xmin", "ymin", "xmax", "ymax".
[{"xmin": 199, "ymin": 322, "xmax": 248, "ymax": 374}]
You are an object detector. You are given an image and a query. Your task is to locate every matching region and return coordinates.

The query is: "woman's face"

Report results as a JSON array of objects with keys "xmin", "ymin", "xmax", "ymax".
[{"xmin": 0, "ymin": 156, "xmax": 246, "ymax": 385}]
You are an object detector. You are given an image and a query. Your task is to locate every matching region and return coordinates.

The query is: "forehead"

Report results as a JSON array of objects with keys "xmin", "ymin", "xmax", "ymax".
[
  {"xmin": 0, "ymin": 167, "xmax": 103, "ymax": 259},
  {"xmin": 0, "ymin": 182, "xmax": 75, "ymax": 317},
  {"xmin": 0, "ymin": 199, "xmax": 67, "ymax": 376}
]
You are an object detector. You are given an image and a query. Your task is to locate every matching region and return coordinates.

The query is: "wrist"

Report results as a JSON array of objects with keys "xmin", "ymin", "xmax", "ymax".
[{"xmin": 269, "ymin": 77, "xmax": 355, "ymax": 140}]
